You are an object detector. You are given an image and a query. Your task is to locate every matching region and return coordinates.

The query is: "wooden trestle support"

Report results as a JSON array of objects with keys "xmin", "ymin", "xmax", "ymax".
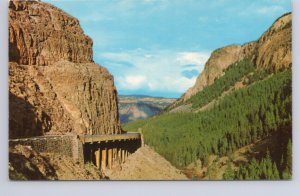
[{"xmin": 79, "ymin": 133, "xmax": 141, "ymax": 172}]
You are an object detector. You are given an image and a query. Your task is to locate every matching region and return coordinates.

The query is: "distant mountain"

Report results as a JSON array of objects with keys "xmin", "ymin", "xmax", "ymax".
[{"xmin": 118, "ymin": 95, "xmax": 176, "ymax": 124}]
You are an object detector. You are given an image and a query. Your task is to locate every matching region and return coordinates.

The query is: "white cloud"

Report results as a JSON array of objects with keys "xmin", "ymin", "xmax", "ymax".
[
  {"xmin": 176, "ymin": 52, "xmax": 209, "ymax": 67},
  {"xmin": 256, "ymin": 5, "xmax": 284, "ymax": 14},
  {"xmin": 121, "ymin": 75, "xmax": 147, "ymax": 89},
  {"xmin": 98, "ymin": 49, "xmax": 210, "ymax": 94}
]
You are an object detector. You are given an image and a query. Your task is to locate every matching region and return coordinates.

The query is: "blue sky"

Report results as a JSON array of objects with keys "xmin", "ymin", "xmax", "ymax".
[{"xmin": 46, "ymin": 0, "xmax": 291, "ymax": 98}]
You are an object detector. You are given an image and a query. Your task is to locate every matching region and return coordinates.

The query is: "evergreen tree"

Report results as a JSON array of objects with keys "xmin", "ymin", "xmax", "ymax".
[
  {"xmin": 282, "ymin": 139, "xmax": 292, "ymax": 179},
  {"xmin": 223, "ymin": 163, "xmax": 235, "ymax": 180},
  {"xmin": 272, "ymin": 162, "xmax": 280, "ymax": 179}
]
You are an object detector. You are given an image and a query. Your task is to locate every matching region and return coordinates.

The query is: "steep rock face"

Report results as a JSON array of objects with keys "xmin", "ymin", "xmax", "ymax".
[
  {"xmin": 182, "ymin": 45, "xmax": 242, "ymax": 101},
  {"xmin": 9, "ymin": 0, "xmax": 121, "ymax": 138},
  {"xmin": 9, "ymin": 62, "xmax": 73, "ymax": 138},
  {"xmin": 179, "ymin": 13, "xmax": 292, "ymax": 102},
  {"xmin": 9, "ymin": 0, "xmax": 93, "ymax": 66},
  {"xmin": 42, "ymin": 61, "xmax": 120, "ymax": 135},
  {"xmin": 253, "ymin": 13, "xmax": 292, "ymax": 71}
]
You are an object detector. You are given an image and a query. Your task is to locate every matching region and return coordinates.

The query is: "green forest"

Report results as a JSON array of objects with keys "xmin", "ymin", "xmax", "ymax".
[
  {"xmin": 167, "ymin": 59, "xmax": 268, "ymax": 110},
  {"xmin": 187, "ymin": 59, "xmax": 255, "ymax": 109},
  {"xmin": 123, "ymin": 63, "xmax": 292, "ymax": 179},
  {"xmin": 223, "ymin": 139, "xmax": 292, "ymax": 180}
]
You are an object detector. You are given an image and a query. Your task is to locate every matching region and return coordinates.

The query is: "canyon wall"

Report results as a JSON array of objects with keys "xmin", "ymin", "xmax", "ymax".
[
  {"xmin": 9, "ymin": 0, "xmax": 121, "ymax": 138},
  {"xmin": 180, "ymin": 13, "xmax": 292, "ymax": 102}
]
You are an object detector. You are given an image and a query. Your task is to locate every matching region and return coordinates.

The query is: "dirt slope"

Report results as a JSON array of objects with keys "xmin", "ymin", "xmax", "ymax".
[
  {"xmin": 9, "ymin": 145, "xmax": 104, "ymax": 180},
  {"xmin": 9, "ymin": 144, "xmax": 187, "ymax": 180},
  {"xmin": 108, "ymin": 145, "xmax": 188, "ymax": 180}
]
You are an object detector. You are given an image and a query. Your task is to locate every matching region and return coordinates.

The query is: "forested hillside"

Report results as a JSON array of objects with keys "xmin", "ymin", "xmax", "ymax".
[
  {"xmin": 123, "ymin": 13, "xmax": 292, "ymax": 180},
  {"xmin": 123, "ymin": 67, "xmax": 292, "ymax": 179}
]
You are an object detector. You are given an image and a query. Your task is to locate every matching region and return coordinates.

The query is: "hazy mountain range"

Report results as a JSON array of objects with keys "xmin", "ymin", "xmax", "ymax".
[{"xmin": 118, "ymin": 95, "xmax": 176, "ymax": 123}]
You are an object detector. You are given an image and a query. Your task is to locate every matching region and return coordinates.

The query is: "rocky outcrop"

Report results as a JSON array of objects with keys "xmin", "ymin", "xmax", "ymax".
[
  {"xmin": 42, "ymin": 61, "xmax": 120, "ymax": 135},
  {"xmin": 181, "ymin": 45, "xmax": 243, "ymax": 101},
  {"xmin": 9, "ymin": 62, "xmax": 73, "ymax": 138},
  {"xmin": 253, "ymin": 13, "xmax": 292, "ymax": 71},
  {"xmin": 9, "ymin": 0, "xmax": 121, "ymax": 138},
  {"xmin": 179, "ymin": 13, "xmax": 292, "ymax": 102},
  {"xmin": 9, "ymin": 0, "xmax": 93, "ymax": 66}
]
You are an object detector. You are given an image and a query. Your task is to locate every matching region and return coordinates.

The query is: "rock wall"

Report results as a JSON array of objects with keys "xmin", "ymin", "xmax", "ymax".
[
  {"xmin": 9, "ymin": 0, "xmax": 93, "ymax": 66},
  {"xmin": 253, "ymin": 13, "xmax": 292, "ymax": 71},
  {"xmin": 179, "ymin": 12, "xmax": 292, "ymax": 102},
  {"xmin": 9, "ymin": 135, "xmax": 84, "ymax": 163},
  {"xmin": 42, "ymin": 61, "xmax": 120, "ymax": 135},
  {"xmin": 9, "ymin": 0, "xmax": 121, "ymax": 138},
  {"xmin": 181, "ymin": 45, "xmax": 242, "ymax": 101},
  {"xmin": 9, "ymin": 62, "xmax": 73, "ymax": 138}
]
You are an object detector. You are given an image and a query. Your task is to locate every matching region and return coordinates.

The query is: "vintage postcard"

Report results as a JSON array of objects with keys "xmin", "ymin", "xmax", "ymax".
[{"xmin": 8, "ymin": 0, "xmax": 292, "ymax": 180}]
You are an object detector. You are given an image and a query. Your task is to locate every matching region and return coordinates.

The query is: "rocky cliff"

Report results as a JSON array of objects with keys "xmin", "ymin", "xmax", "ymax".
[
  {"xmin": 9, "ymin": 0, "xmax": 121, "ymax": 138},
  {"xmin": 181, "ymin": 45, "xmax": 243, "ymax": 102},
  {"xmin": 179, "ymin": 13, "xmax": 292, "ymax": 102},
  {"xmin": 9, "ymin": 0, "xmax": 93, "ymax": 66}
]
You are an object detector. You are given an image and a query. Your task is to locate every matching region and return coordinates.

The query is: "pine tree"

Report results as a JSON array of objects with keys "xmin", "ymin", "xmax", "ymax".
[
  {"xmin": 248, "ymin": 158, "xmax": 259, "ymax": 179},
  {"xmin": 272, "ymin": 162, "xmax": 280, "ymax": 179},
  {"xmin": 286, "ymin": 139, "xmax": 292, "ymax": 173},
  {"xmin": 223, "ymin": 163, "xmax": 235, "ymax": 180},
  {"xmin": 283, "ymin": 139, "xmax": 292, "ymax": 179},
  {"xmin": 265, "ymin": 150, "xmax": 274, "ymax": 179}
]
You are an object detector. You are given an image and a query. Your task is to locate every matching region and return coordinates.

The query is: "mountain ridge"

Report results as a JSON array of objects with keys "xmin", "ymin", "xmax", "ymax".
[
  {"xmin": 124, "ymin": 12, "xmax": 292, "ymax": 180},
  {"xmin": 170, "ymin": 12, "xmax": 291, "ymax": 108}
]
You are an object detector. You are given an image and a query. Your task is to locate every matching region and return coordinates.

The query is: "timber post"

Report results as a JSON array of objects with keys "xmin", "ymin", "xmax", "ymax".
[
  {"xmin": 95, "ymin": 147, "xmax": 100, "ymax": 169},
  {"xmin": 101, "ymin": 147, "xmax": 107, "ymax": 171},
  {"xmin": 108, "ymin": 148, "xmax": 112, "ymax": 169},
  {"xmin": 78, "ymin": 133, "xmax": 141, "ymax": 170}
]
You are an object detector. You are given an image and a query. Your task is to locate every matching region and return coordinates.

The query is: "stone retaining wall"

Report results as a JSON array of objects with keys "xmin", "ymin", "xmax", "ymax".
[{"xmin": 9, "ymin": 135, "xmax": 84, "ymax": 163}]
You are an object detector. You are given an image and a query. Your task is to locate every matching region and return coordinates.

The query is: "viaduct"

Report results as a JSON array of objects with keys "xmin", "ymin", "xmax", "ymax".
[{"xmin": 9, "ymin": 133, "xmax": 142, "ymax": 171}]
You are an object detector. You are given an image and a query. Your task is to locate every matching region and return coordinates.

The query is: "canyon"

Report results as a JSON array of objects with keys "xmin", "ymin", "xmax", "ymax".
[
  {"xmin": 8, "ymin": 0, "xmax": 292, "ymax": 181},
  {"xmin": 8, "ymin": 0, "xmax": 185, "ymax": 180}
]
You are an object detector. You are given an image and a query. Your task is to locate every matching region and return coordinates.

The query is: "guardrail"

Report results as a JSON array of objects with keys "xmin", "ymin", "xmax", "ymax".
[{"xmin": 78, "ymin": 133, "xmax": 141, "ymax": 143}]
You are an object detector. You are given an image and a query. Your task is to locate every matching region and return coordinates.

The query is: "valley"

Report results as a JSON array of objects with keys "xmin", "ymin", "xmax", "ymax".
[
  {"xmin": 8, "ymin": 0, "xmax": 292, "ymax": 181},
  {"xmin": 123, "ymin": 13, "xmax": 292, "ymax": 180}
]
